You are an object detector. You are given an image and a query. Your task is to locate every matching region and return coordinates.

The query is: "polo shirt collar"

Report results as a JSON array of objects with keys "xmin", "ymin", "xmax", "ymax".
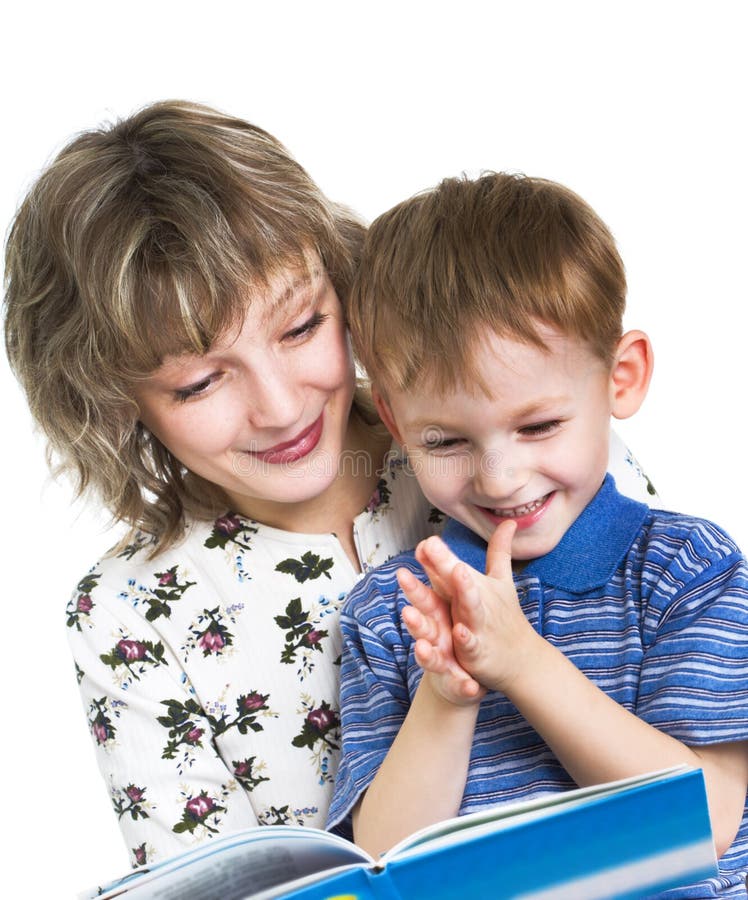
[{"xmin": 442, "ymin": 475, "xmax": 649, "ymax": 594}]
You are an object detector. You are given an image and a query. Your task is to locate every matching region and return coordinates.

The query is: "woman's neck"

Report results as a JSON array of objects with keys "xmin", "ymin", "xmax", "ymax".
[{"xmin": 230, "ymin": 412, "xmax": 392, "ymax": 570}]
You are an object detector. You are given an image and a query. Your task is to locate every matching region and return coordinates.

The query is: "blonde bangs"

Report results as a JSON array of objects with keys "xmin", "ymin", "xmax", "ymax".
[{"xmin": 4, "ymin": 100, "xmax": 364, "ymax": 554}]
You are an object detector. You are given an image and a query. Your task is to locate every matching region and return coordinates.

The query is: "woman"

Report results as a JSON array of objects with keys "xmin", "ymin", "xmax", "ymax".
[{"xmin": 3, "ymin": 100, "xmax": 654, "ymax": 868}]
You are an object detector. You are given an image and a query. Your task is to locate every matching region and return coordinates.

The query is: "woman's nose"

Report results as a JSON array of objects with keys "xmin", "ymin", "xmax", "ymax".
[{"xmin": 245, "ymin": 366, "xmax": 305, "ymax": 431}]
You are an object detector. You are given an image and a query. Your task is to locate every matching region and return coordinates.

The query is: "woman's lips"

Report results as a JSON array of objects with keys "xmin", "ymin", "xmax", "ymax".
[{"xmin": 251, "ymin": 414, "xmax": 324, "ymax": 465}]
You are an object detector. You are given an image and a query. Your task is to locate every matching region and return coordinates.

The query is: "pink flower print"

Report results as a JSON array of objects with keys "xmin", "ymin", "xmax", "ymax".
[
  {"xmin": 365, "ymin": 478, "xmax": 391, "ymax": 513},
  {"xmin": 126, "ymin": 785, "xmax": 145, "ymax": 803},
  {"xmin": 158, "ymin": 570, "xmax": 176, "ymax": 586},
  {"xmin": 92, "ymin": 720, "xmax": 110, "ymax": 744},
  {"xmin": 292, "ymin": 700, "xmax": 339, "ymax": 754},
  {"xmin": 215, "ymin": 514, "xmax": 242, "ymax": 537},
  {"xmin": 302, "ymin": 629, "xmax": 323, "ymax": 648},
  {"xmin": 366, "ymin": 488, "xmax": 382, "ymax": 513},
  {"xmin": 234, "ymin": 760, "xmax": 251, "ymax": 778},
  {"xmin": 133, "ymin": 844, "xmax": 147, "ymax": 867},
  {"xmin": 198, "ymin": 629, "xmax": 225, "ymax": 653},
  {"xmin": 186, "ymin": 794, "xmax": 215, "ymax": 821},
  {"xmin": 185, "ymin": 727, "xmax": 204, "ymax": 745},
  {"xmin": 76, "ymin": 594, "xmax": 94, "ymax": 613},
  {"xmin": 307, "ymin": 706, "xmax": 337, "ymax": 733},
  {"xmin": 173, "ymin": 790, "xmax": 226, "ymax": 834},
  {"xmin": 241, "ymin": 692, "xmax": 266, "ymax": 712},
  {"xmin": 117, "ymin": 639, "xmax": 146, "ymax": 662}
]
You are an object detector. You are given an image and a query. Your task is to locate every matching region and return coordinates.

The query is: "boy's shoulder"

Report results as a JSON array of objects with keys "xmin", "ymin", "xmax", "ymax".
[
  {"xmin": 640, "ymin": 504, "xmax": 743, "ymax": 563},
  {"xmin": 631, "ymin": 504, "xmax": 746, "ymax": 595},
  {"xmin": 342, "ymin": 548, "xmax": 426, "ymax": 620}
]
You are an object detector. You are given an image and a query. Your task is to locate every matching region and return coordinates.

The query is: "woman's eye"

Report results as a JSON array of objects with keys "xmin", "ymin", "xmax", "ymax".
[
  {"xmin": 174, "ymin": 377, "xmax": 214, "ymax": 402},
  {"xmin": 284, "ymin": 311, "xmax": 328, "ymax": 341},
  {"xmin": 520, "ymin": 420, "xmax": 561, "ymax": 437}
]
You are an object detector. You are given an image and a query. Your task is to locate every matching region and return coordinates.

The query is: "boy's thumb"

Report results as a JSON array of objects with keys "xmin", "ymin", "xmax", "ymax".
[{"xmin": 486, "ymin": 519, "xmax": 517, "ymax": 580}]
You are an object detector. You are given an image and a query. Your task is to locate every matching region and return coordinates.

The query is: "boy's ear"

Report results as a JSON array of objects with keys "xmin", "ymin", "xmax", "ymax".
[
  {"xmin": 372, "ymin": 387, "xmax": 405, "ymax": 444},
  {"xmin": 609, "ymin": 330, "xmax": 654, "ymax": 420}
]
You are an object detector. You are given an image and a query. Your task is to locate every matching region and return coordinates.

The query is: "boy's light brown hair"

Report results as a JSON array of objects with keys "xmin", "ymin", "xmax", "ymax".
[
  {"xmin": 347, "ymin": 172, "xmax": 627, "ymax": 397},
  {"xmin": 4, "ymin": 100, "xmax": 364, "ymax": 554}
]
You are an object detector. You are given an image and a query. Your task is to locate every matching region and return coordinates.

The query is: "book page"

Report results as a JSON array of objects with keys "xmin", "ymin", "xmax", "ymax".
[{"xmin": 95, "ymin": 828, "xmax": 369, "ymax": 899}]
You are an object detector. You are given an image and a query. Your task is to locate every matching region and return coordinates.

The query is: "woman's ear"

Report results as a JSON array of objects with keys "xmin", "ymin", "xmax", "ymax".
[
  {"xmin": 610, "ymin": 330, "xmax": 654, "ymax": 420},
  {"xmin": 372, "ymin": 387, "xmax": 404, "ymax": 444}
]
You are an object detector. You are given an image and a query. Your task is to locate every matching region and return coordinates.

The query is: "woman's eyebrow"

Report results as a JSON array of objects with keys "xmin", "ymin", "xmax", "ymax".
[{"xmin": 263, "ymin": 267, "xmax": 324, "ymax": 324}]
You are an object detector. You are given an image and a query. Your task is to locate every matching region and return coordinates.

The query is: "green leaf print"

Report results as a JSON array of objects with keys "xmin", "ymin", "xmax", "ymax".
[
  {"xmin": 141, "ymin": 566, "xmax": 196, "ymax": 621},
  {"xmin": 274, "ymin": 598, "xmax": 328, "ymax": 666},
  {"xmin": 112, "ymin": 784, "xmax": 151, "ymax": 821},
  {"xmin": 157, "ymin": 698, "xmax": 208, "ymax": 760},
  {"xmin": 232, "ymin": 757, "xmax": 270, "ymax": 791},
  {"xmin": 117, "ymin": 532, "xmax": 154, "ymax": 560},
  {"xmin": 275, "ymin": 551, "xmax": 334, "ymax": 582}
]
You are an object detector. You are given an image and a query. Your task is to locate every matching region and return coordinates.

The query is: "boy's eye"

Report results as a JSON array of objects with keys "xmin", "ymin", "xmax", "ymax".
[
  {"xmin": 419, "ymin": 428, "xmax": 466, "ymax": 452},
  {"xmin": 519, "ymin": 420, "xmax": 561, "ymax": 437},
  {"xmin": 283, "ymin": 311, "xmax": 328, "ymax": 341}
]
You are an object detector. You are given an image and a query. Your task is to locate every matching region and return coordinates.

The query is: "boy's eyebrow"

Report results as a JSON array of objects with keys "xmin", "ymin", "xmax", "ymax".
[
  {"xmin": 405, "ymin": 396, "xmax": 571, "ymax": 434},
  {"xmin": 510, "ymin": 397, "xmax": 571, "ymax": 419}
]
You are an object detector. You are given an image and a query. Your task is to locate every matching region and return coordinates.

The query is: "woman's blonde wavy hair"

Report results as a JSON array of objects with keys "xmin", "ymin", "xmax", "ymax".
[{"xmin": 4, "ymin": 100, "xmax": 366, "ymax": 555}]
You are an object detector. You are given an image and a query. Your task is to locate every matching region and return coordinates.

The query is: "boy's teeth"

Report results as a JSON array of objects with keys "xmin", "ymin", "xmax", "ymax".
[{"xmin": 493, "ymin": 494, "xmax": 547, "ymax": 518}]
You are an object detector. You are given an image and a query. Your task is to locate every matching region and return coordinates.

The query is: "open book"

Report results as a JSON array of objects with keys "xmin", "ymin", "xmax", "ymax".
[{"xmin": 88, "ymin": 766, "xmax": 716, "ymax": 900}]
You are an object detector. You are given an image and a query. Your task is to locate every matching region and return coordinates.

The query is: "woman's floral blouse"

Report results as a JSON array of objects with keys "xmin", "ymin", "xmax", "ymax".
[
  {"xmin": 67, "ymin": 437, "xmax": 654, "ymax": 870},
  {"xmin": 67, "ymin": 449, "xmax": 443, "ymax": 869}
]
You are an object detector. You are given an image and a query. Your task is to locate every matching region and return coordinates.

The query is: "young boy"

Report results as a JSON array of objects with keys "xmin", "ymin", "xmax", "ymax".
[{"xmin": 327, "ymin": 173, "xmax": 748, "ymax": 895}]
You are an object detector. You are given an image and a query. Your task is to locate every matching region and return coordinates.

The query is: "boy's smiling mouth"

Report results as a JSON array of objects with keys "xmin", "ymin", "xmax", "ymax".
[
  {"xmin": 491, "ymin": 493, "xmax": 551, "ymax": 518},
  {"xmin": 478, "ymin": 492, "xmax": 555, "ymax": 529}
]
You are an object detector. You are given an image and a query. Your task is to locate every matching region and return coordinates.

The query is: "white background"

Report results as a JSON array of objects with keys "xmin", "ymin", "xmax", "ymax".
[{"xmin": 1, "ymin": 2, "xmax": 745, "ymax": 895}]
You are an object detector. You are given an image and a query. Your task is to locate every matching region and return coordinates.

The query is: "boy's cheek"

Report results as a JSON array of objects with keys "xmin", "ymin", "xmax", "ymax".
[{"xmin": 409, "ymin": 458, "xmax": 467, "ymax": 518}]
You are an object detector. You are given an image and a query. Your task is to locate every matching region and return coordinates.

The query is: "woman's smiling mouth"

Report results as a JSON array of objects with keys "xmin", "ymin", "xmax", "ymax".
[{"xmin": 250, "ymin": 414, "xmax": 324, "ymax": 465}]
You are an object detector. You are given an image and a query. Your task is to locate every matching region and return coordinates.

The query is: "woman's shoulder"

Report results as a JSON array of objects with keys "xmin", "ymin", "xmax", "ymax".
[{"xmin": 63, "ymin": 514, "xmax": 255, "ymax": 625}]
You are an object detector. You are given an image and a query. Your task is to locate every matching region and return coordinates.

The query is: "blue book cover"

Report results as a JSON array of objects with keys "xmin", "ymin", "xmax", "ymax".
[{"xmin": 89, "ymin": 766, "xmax": 716, "ymax": 900}]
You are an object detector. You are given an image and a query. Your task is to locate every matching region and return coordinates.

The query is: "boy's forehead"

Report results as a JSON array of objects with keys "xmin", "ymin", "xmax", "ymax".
[{"xmin": 385, "ymin": 327, "xmax": 608, "ymax": 427}]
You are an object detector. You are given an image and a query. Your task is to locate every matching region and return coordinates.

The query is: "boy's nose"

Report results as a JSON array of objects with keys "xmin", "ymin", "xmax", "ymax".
[{"xmin": 473, "ymin": 448, "xmax": 528, "ymax": 499}]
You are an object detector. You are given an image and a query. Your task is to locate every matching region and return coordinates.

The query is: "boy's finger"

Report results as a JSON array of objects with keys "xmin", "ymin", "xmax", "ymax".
[
  {"xmin": 451, "ymin": 563, "xmax": 485, "ymax": 633},
  {"xmin": 417, "ymin": 536, "xmax": 461, "ymax": 581},
  {"xmin": 397, "ymin": 567, "xmax": 444, "ymax": 616},
  {"xmin": 485, "ymin": 519, "xmax": 517, "ymax": 581},
  {"xmin": 401, "ymin": 604, "xmax": 438, "ymax": 643},
  {"xmin": 413, "ymin": 637, "xmax": 446, "ymax": 673},
  {"xmin": 457, "ymin": 674, "xmax": 484, "ymax": 700},
  {"xmin": 414, "ymin": 542, "xmax": 454, "ymax": 599},
  {"xmin": 453, "ymin": 621, "xmax": 479, "ymax": 657}
]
